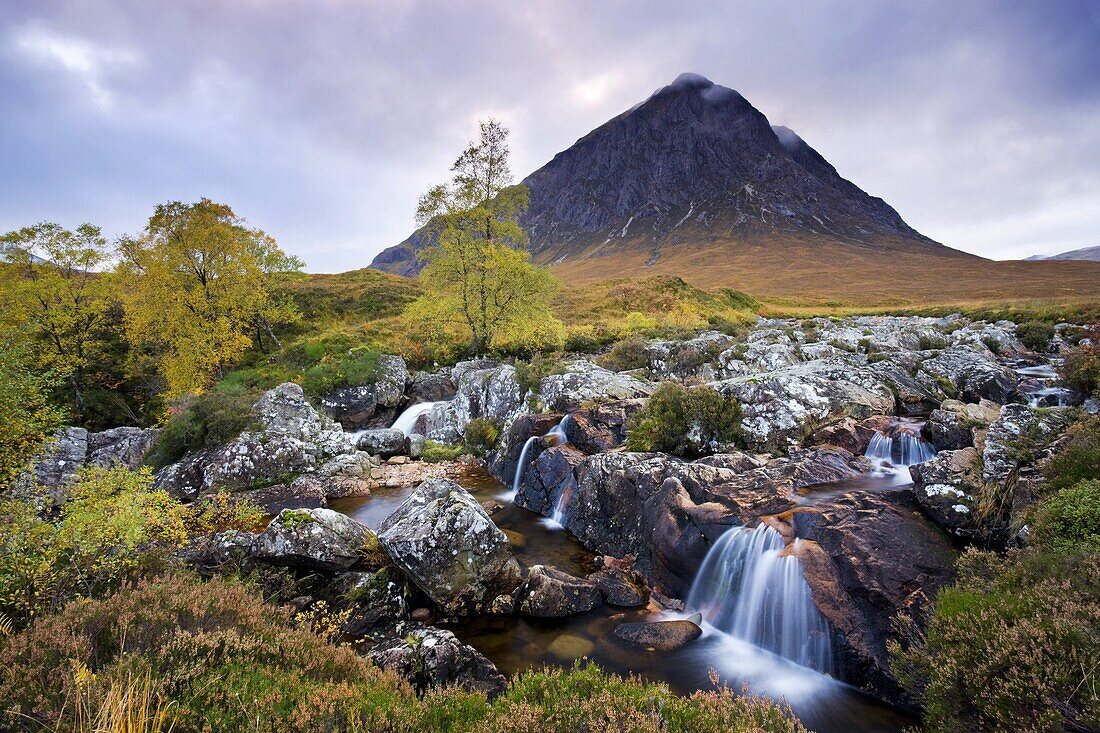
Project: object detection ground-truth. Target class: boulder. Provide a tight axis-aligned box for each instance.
[86,427,158,470]
[711,359,895,452]
[613,619,702,651]
[14,427,88,504]
[376,478,522,615]
[368,627,507,699]
[517,565,603,617]
[514,445,585,517]
[332,567,412,636]
[407,370,456,403]
[356,428,406,458]
[407,434,426,459]
[487,413,563,486]
[538,361,653,412]
[644,331,735,379]
[909,448,983,536]
[321,354,409,430]
[982,403,1072,486]
[924,409,972,451]
[564,399,647,454]
[917,348,1017,404]
[587,564,648,607]
[426,363,525,443]
[253,508,374,572]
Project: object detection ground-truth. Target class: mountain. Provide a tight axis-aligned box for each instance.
[1025,245,1100,262]
[371,73,969,278]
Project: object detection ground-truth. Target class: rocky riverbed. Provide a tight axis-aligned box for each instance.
[20,314,1093,733]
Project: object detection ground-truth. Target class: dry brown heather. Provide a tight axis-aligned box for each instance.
[544,235,1100,312]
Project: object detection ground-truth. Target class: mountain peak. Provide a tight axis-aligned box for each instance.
[653,72,743,106]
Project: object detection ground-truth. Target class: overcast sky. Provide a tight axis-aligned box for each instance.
[2,0,1098,271]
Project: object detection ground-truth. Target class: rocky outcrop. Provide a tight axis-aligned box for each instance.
[538,361,653,413]
[487,413,563,486]
[924,399,1001,451]
[253,508,374,572]
[86,427,159,470]
[517,565,603,617]
[711,360,895,451]
[332,567,413,637]
[916,348,1017,404]
[513,445,585,517]
[644,331,733,379]
[909,448,983,536]
[376,478,522,615]
[790,490,955,701]
[564,400,645,454]
[368,627,507,699]
[14,427,88,504]
[425,363,526,444]
[321,354,409,430]
[406,370,456,403]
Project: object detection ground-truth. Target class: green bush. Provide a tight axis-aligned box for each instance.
[918,334,948,351]
[1016,321,1055,352]
[598,335,650,372]
[0,331,64,489]
[301,346,381,396]
[463,418,501,457]
[626,383,742,456]
[0,572,806,733]
[1031,480,1100,553]
[514,353,561,397]
[420,440,464,463]
[149,386,259,468]
[1043,415,1100,493]
[1061,336,1100,398]
[891,548,1100,733]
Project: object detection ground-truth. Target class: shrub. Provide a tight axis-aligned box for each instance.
[1061,335,1100,398]
[514,353,561,398]
[420,440,464,463]
[0,466,185,627]
[463,418,501,457]
[1042,415,1100,493]
[1016,321,1056,352]
[1031,480,1100,553]
[623,311,658,333]
[598,335,650,372]
[891,548,1100,733]
[0,573,805,733]
[0,331,64,489]
[150,386,259,468]
[562,324,605,353]
[918,334,948,351]
[626,383,742,456]
[301,346,381,396]
[981,335,1003,355]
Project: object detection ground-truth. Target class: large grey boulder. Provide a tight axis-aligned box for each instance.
[426,363,525,443]
[86,427,159,470]
[321,354,409,430]
[644,331,734,379]
[376,478,522,615]
[253,508,374,572]
[711,359,895,451]
[368,627,507,699]
[613,619,702,651]
[538,361,654,412]
[982,403,1072,486]
[355,428,406,458]
[909,448,983,536]
[916,348,1018,404]
[15,427,88,503]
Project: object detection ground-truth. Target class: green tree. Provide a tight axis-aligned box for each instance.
[409,120,562,355]
[116,199,304,397]
[0,222,116,421]
[0,330,63,489]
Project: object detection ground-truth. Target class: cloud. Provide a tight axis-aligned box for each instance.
[0,0,1098,270]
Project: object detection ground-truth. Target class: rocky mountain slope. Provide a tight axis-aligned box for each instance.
[371,73,967,276]
[1025,244,1100,262]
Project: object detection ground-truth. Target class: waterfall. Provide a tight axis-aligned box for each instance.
[686,525,833,674]
[391,401,445,436]
[866,418,936,479]
[506,414,574,503]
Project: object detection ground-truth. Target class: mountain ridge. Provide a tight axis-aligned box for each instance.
[370,73,973,276]
[1025,245,1100,262]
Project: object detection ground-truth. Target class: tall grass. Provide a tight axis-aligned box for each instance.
[66,674,176,733]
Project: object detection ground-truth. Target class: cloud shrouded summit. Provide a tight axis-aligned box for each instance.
[1,0,1099,270]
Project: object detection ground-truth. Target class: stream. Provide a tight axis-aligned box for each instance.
[331,457,918,733]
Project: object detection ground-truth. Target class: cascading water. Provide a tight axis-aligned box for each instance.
[866,418,936,481]
[505,414,574,504]
[1014,362,1072,408]
[391,401,445,436]
[686,525,833,674]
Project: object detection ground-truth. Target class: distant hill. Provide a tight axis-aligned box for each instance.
[371,73,970,276]
[1025,245,1100,262]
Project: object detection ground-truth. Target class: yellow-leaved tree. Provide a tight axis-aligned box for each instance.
[116,199,303,397]
[408,119,563,356]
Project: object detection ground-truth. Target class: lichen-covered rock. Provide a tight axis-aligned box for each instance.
[613,619,702,651]
[711,359,894,451]
[333,567,412,636]
[917,348,1018,404]
[86,427,159,470]
[376,478,522,615]
[982,403,1072,486]
[517,564,602,617]
[253,508,373,572]
[356,428,406,458]
[538,360,653,412]
[644,331,734,379]
[14,427,88,504]
[909,448,983,535]
[425,363,525,443]
[367,627,507,699]
[406,370,456,403]
[321,354,409,430]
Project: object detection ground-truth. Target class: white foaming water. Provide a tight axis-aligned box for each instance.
[865,419,936,481]
[391,401,445,436]
[686,525,833,674]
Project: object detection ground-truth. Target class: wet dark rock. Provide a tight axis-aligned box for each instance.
[565,399,647,454]
[253,508,374,572]
[407,370,456,403]
[237,478,329,514]
[514,445,585,517]
[333,567,411,636]
[487,413,563,485]
[613,619,702,651]
[376,478,522,615]
[587,565,648,607]
[176,529,258,571]
[368,626,507,699]
[517,565,603,617]
[356,428,406,457]
[791,489,955,702]
[321,354,409,430]
[909,448,982,536]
